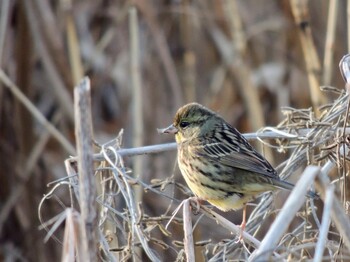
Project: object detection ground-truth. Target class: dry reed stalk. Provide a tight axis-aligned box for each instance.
[338,55,350,206]
[348,2,350,52]
[183,199,195,262]
[0,0,10,66]
[323,0,338,86]
[129,6,144,202]
[65,0,84,85]
[61,209,80,262]
[129,6,144,260]
[74,77,98,261]
[313,184,334,262]
[290,0,326,109]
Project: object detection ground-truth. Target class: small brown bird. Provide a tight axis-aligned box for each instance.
[161,102,314,231]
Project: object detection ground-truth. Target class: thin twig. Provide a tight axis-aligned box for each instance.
[66,126,350,163]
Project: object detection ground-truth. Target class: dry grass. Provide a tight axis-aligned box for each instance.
[38,82,350,261]
[1,1,350,261]
[52,85,350,261]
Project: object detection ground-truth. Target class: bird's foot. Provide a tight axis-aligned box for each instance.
[235,205,247,243]
[188,197,204,215]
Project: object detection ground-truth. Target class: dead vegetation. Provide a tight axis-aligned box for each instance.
[1,0,350,261]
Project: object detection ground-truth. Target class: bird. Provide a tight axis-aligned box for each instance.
[160,102,316,234]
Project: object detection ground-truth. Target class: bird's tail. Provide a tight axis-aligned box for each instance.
[272,178,318,199]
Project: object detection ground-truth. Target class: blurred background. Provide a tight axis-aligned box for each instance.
[0,0,348,261]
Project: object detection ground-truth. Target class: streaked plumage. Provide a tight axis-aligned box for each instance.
[161,102,312,212]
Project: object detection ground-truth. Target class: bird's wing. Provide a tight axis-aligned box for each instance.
[193,126,279,180]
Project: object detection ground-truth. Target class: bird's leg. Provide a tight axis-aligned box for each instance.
[241,204,247,230]
[239,204,247,241]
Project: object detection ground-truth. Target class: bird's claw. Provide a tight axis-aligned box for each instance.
[189,197,202,215]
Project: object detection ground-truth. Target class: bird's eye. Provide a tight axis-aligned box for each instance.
[179,121,190,129]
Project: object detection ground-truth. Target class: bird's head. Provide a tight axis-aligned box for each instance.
[160,103,218,143]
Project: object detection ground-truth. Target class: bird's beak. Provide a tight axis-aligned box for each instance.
[157,124,178,134]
